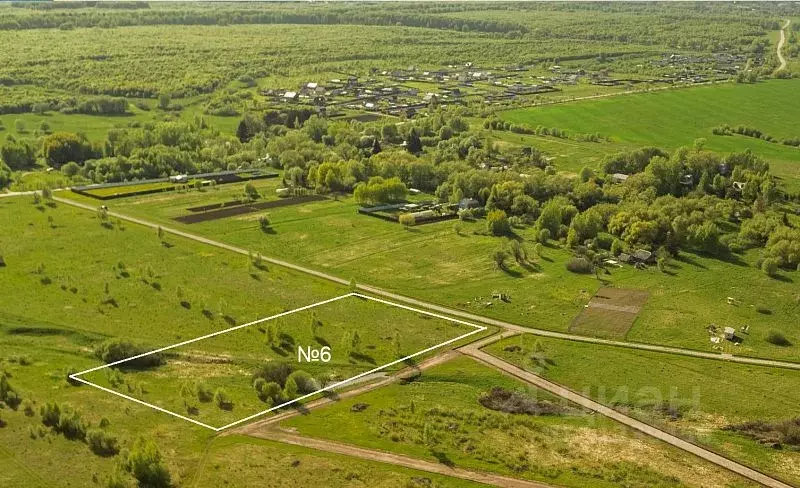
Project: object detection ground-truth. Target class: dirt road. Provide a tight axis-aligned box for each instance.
[777,20,791,72]
[460,345,795,488]
[52,195,800,372]
[247,429,556,488]
[233,350,460,435]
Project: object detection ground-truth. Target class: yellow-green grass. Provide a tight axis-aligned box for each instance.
[285,356,756,488]
[190,435,486,488]
[0,109,155,142]
[486,335,800,485]
[0,338,481,487]
[79,295,478,427]
[83,185,800,362]
[500,80,800,191]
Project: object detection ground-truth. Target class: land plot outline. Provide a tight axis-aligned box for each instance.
[70,292,486,431]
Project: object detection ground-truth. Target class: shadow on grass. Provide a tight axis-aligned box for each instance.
[431,450,455,467]
[349,351,376,365]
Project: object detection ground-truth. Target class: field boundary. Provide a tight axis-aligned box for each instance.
[69,292,486,431]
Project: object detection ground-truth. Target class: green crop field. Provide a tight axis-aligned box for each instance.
[501,80,800,190]
[285,356,757,488]
[487,335,800,485]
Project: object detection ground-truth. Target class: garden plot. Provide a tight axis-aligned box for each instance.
[71,293,484,430]
[569,287,648,339]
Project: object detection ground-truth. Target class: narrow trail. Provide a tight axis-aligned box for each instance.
[246,429,557,488]
[777,20,791,72]
[51,195,800,372]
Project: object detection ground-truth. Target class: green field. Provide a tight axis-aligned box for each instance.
[501,80,800,190]
[486,335,800,485]
[285,356,756,488]
[0,194,489,487]
[70,181,800,362]
[78,295,478,428]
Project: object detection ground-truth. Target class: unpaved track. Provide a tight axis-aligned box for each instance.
[248,429,556,488]
[461,344,795,488]
[777,20,791,71]
[52,195,800,372]
[44,195,797,487]
[233,350,460,435]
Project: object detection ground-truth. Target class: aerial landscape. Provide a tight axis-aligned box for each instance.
[1,1,799,487]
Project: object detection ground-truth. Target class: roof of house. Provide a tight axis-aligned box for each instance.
[632,249,652,261]
[611,173,629,181]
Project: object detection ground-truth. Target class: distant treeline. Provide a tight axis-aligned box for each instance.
[0,6,527,35]
[0,94,129,116]
[713,124,800,147]
[10,1,149,10]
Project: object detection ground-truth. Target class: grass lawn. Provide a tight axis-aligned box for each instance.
[500,80,800,191]
[285,356,756,488]
[486,335,800,485]
[68,183,800,362]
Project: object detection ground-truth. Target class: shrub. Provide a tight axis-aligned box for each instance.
[56,409,87,440]
[254,379,283,404]
[126,437,171,488]
[213,388,232,410]
[538,228,551,244]
[766,331,792,347]
[479,387,569,416]
[761,258,779,277]
[252,362,294,387]
[87,428,120,456]
[398,212,416,228]
[566,257,593,274]
[40,401,62,427]
[258,215,270,231]
[94,339,164,369]
[195,381,213,402]
[286,370,319,395]
[486,209,510,236]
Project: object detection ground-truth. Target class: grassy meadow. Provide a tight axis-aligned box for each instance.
[285,356,757,488]
[487,335,800,485]
[500,80,800,190]
[0,194,491,486]
[72,181,800,362]
[79,295,478,428]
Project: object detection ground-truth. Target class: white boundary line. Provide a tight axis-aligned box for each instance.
[70,292,487,431]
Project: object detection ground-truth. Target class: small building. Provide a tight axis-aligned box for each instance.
[618,252,632,264]
[458,198,481,210]
[408,188,421,195]
[631,249,654,264]
[276,188,292,197]
[610,173,629,184]
[410,210,436,220]
[732,181,746,191]
[724,327,737,341]
[283,91,298,101]
[169,174,189,183]
[680,174,694,186]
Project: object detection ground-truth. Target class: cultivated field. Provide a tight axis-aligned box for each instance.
[501,80,800,190]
